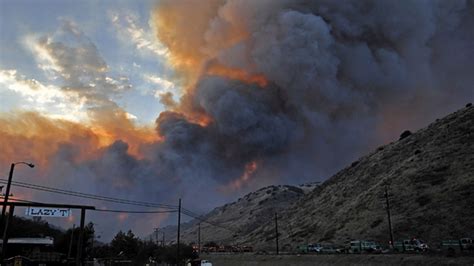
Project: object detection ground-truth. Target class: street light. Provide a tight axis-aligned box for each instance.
[1,162,35,226]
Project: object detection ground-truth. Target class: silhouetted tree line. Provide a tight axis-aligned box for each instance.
[94,231,196,265]
[7,215,196,264]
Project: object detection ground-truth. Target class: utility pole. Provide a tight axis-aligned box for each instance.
[1,164,15,226]
[384,185,394,248]
[162,231,165,247]
[198,222,201,255]
[1,205,15,262]
[1,162,34,229]
[275,213,279,255]
[177,198,181,266]
[154,227,159,245]
[91,230,95,257]
[76,208,86,266]
[67,224,75,261]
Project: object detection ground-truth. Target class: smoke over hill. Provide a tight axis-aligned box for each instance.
[171,104,474,250]
[151,0,474,191]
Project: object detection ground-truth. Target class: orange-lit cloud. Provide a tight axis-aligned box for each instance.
[152,0,221,83]
[117,213,128,222]
[152,0,268,90]
[0,111,157,171]
[218,161,258,193]
[207,64,268,87]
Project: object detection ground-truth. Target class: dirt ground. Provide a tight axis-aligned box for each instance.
[201,253,474,266]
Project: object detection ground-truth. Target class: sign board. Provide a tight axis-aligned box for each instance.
[25,207,71,217]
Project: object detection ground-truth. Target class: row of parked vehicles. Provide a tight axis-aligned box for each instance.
[297,238,473,255]
[198,245,253,253]
[440,238,474,255]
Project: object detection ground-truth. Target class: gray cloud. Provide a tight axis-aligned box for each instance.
[34,20,131,110]
[153,0,474,189]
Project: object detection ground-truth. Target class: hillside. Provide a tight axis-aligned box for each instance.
[255,104,474,250]
[160,182,319,245]
[168,104,474,250]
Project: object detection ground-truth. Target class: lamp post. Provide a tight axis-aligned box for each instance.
[1,162,34,227]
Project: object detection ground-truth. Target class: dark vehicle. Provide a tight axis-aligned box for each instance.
[349,240,381,253]
[394,238,429,252]
[241,246,253,252]
[441,238,473,256]
[187,259,212,266]
[297,243,323,254]
[308,243,323,253]
[297,244,309,254]
[320,245,339,254]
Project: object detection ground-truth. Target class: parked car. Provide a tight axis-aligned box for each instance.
[187,259,212,266]
[241,245,254,252]
[349,240,381,253]
[460,238,473,250]
[308,243,323,253]
[297,244,309,254]
[394,238,429,252]
[441,238,473,256]
[320,244,343,254]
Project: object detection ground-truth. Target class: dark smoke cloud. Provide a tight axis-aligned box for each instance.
[154,0,474,187]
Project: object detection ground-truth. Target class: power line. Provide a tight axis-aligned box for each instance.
[183,208,237,233]
[0,178,177,209]
[0,196,34,204]
[181,208,238,233]
[0,196,176,214]
[0,179,238,234]
[93,209,178,214]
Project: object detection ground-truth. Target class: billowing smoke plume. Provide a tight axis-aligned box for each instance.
[1,0,473,238]
[152,0,474,185]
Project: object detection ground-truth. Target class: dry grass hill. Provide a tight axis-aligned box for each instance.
[164,104,474,251]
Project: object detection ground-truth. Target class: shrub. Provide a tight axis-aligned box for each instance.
[370,218,383,228]
[286,186,304,194]
[399,130,412,140]
[320,228,336,241]
[416,195,432,206]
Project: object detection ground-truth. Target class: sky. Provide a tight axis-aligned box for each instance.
[0,0,174,124]
[1,0,473,242]
[0,0,182,240]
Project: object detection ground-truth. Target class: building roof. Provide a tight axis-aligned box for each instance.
[8,237,54,245]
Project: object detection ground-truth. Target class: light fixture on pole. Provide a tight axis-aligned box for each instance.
[1,162,35,227]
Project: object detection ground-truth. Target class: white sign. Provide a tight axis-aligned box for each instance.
[25,207,71,218]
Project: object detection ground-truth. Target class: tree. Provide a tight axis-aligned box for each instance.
[399,130,412,140]
[55,222,95,258]
[110,230,140,259]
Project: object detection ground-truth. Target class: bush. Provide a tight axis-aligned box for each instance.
[399,130,412,140]
[416,195,432,206]
[370,218,383,228]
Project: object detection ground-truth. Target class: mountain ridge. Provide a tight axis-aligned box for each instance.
[162,104,474,250]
